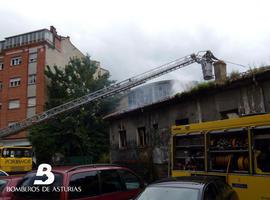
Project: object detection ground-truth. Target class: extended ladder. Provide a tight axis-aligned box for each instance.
[0,51,218,138]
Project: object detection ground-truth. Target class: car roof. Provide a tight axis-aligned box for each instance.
[31,164,130,174]
[149,176,225,190]
[0,175,22,180]
[151,182,204,190]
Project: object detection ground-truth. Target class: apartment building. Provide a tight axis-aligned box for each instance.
[0,26,106,146]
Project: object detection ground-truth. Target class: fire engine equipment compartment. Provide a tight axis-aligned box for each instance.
[253,126,270,173]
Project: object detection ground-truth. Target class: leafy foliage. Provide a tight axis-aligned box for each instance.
[29,56,116,164]
[228,70,241,80]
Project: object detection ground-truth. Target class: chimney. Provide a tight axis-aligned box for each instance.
[50,26,57,36]
[213,60,227,83]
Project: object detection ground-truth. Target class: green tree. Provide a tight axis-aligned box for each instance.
[29,56,115,165]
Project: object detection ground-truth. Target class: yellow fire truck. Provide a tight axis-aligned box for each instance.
[0,146,32,173]
[171,114,270,200]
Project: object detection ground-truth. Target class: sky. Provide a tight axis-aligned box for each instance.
[1,0,270,86]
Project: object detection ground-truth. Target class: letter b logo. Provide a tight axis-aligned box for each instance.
[34,164,55,185]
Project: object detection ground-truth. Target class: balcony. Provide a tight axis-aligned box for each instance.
[0,29,53,53]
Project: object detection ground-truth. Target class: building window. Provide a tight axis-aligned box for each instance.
[0,62,3,70]
[10,57,22,66]
[6,38,11,48]
[29,53,37,63]
[13,36,20,47]
[220,109,239,119]
[153,123,159,130]
[9,77,21,87]
[22,35,27,44]
[8,99,20,109]
[119,130,127,148]
[37,31,43,41]
[175,118,189,126]
[28,74,36,85]
[137,127,147,147]
[28,97,36,107]
[0,81,2,90]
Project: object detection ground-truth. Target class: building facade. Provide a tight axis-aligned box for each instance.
[92,60,109,80]
[0,26,86,146]
[105,68,270,181]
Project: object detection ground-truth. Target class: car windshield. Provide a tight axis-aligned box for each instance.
[136,186,199,200]
[0,179,8,192]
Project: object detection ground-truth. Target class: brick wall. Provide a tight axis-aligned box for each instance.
[0,44,46,142]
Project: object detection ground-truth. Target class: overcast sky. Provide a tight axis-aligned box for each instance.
[1,0,270,85]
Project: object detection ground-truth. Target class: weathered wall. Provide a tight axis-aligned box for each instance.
[45,37,84,70]
[108,78,270,181]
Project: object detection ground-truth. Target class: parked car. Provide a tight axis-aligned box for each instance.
[0,175,22,199]
[0,170,8,177]
[135,176,239,200]
[13,164,145,200]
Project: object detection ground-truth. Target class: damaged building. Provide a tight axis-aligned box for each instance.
[104,64,270,182]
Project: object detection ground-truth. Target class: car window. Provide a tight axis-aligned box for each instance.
[14,172,63,200]
[0,179,8,192]
[204,183,217,200]
[215,181,231,198]
[118,170,141,190]
[213,180,239,200]
[100,170,123,194]
[136,186,199,200]
[2,148,32,158]
[69,171,99,199]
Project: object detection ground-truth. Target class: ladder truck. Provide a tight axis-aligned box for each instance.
[0,50,219,138]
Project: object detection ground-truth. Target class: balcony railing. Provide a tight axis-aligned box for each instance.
[0,29,53,52]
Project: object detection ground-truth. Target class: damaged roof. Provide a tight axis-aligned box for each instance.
[104,66,270,120]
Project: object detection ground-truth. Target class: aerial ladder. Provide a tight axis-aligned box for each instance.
[0,50,219,138]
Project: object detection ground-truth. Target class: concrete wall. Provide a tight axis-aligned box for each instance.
[44,37,85,102]
[45,37,84,70]
[107,78,270,181]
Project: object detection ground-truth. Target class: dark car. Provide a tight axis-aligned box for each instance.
[135,176,238,200]
[13,164,145,200]
[0,175,22,200]
[0,170,8,177]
